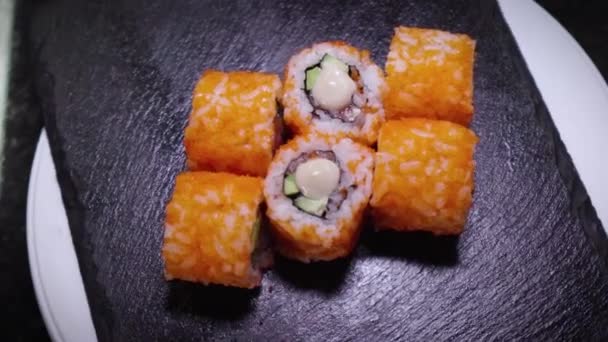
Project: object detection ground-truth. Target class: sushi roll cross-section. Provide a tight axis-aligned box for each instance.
[264,134,374,262]
[184,70,282,177]
[162,172,272,288]
[371,119,477,235]
[282,41,386,145]
[384,27,475,126]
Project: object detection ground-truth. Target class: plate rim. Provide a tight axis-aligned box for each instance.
[26,131,64,342]
[26,131,97,342]
[499,0,608,232]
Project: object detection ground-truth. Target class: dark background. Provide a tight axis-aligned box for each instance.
[1,0,606,340]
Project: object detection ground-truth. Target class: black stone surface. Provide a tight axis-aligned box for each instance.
[2,0,608,341]
[0,1,47,341]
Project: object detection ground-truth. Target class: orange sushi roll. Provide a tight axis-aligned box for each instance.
[370,119,477,235]
[384,27,475,126]
[184,70,282,177]
[264,134,374,262]
[282,41,386,146]
[162,171,271,288]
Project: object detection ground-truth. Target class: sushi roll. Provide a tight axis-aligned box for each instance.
[162,171,272,288]
[264,134,374,262]
[184,70,282,177]
[384,27,475,126]
[282,41,386,146]
[370,119,477,235]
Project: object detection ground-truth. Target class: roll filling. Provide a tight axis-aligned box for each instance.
[282,150,354,218]
[304,55,366,127]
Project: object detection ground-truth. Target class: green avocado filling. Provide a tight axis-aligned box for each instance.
[283,173,329,217]
[283,174,299,196]
[251,216,260,243]
[304,54,349,91]
[320,54,349,73]
[305,67,321,91]
[294,196,328,217]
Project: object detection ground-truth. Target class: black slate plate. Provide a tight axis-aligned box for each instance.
[28,0,608,340]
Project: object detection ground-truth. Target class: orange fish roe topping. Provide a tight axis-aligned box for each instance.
[371,119,477,235]
[268,213,366,262]
[184,70,281,177]
[384,27,475,126]
[162,171,264,288]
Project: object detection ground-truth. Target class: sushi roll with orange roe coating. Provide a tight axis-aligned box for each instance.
[264,134,374,262]
[384,27,475,126]
[282,41,386,146]
[371,119,477,235]
[184,70,282,177]
[162,171,271,288]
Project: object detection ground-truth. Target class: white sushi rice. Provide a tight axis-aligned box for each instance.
[264,134,374,242]
[283,42,386,143]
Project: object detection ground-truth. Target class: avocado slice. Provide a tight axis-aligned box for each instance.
[294,196,328,217]
[305,67,321,91]
[321,54,349,73]
[251,216,260,243]
[283,174,299,196]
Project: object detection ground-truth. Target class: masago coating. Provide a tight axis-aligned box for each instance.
[384,27,475,126]
[162,171,271,288]
[184,70,282,177]
[371,119,477,235]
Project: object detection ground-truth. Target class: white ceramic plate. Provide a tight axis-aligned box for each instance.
[25,1,608,341]
[26,131,97,342]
